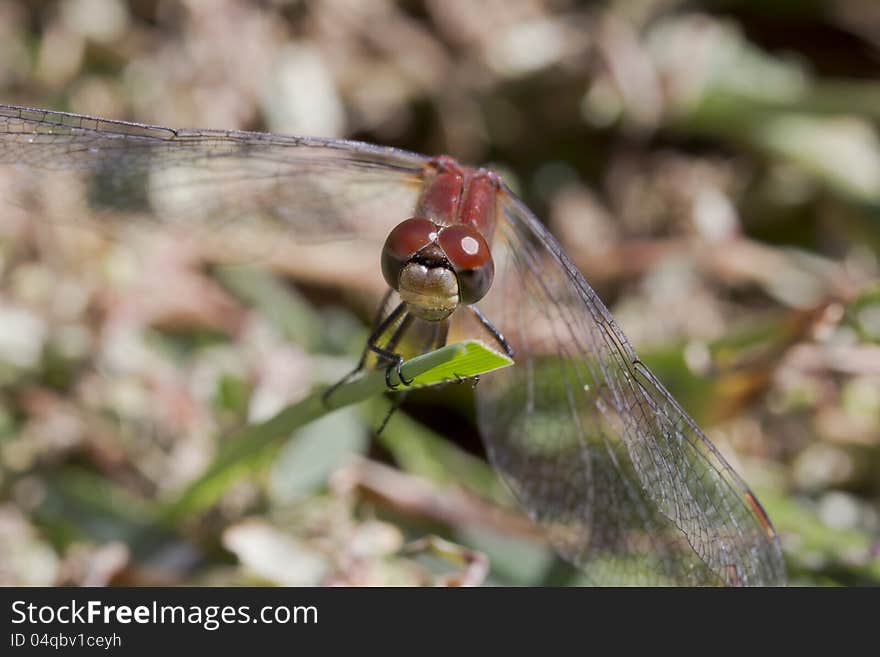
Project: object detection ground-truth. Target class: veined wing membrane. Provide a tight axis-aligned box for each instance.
[0,104,428,261]
[0,104,785,585]
[474,188,786,586]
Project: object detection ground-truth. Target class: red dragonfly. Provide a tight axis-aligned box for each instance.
[0,104,786,585]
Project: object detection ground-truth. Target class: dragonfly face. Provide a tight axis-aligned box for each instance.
[381,217,495,321]
[0,103,787,586]
[392,239,461,322]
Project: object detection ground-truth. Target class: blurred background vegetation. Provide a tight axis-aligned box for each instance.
[0,0,879,586]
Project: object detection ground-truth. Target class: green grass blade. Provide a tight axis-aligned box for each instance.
[160,340,513,523]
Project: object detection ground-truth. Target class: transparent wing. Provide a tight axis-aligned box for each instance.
[0,104,786,584]
[0,104,428,268]
[473,187,786,586]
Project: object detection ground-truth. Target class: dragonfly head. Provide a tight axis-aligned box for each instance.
[382,217,494,322]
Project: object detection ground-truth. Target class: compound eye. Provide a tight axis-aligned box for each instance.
[381,217,438,289]
[437,224,494,304]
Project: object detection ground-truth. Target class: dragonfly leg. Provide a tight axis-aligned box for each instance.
[375,316,449,433]
[376,388,407,434]
[467,305,514,358]
[378,315,459,430]
[452,372,481,389]
[375,312,415,389]
[322,295,410,404]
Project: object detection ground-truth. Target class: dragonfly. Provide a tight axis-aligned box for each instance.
[0,103,786,586]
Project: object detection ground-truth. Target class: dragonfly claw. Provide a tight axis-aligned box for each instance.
[452,372,481,389]
[385,358,413,389]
